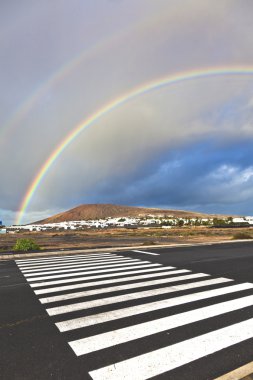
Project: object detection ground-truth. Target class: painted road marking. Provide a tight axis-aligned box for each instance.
[70,294,253,355]
[132,250,159,256]
[34,269,187,295]
[18,256,129,270]
[29,265,168,288]
[89,318,253,380]
[56,282,251,332]
[26,263,159,282]
[46,278,231,316]
[15,252,117,264]
[17,256,125,269]
[22,259,142,275]
[15,252,253,379]
[39,273,209,304]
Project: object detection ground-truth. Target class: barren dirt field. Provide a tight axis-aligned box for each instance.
[1,227,253,253]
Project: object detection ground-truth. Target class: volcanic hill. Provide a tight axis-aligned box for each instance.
[36,204,227,224]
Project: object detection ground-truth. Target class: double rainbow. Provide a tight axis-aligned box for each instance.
[16,66,253,224]
[0,11,159,145]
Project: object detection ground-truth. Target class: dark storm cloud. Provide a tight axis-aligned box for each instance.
[82,139,253,215]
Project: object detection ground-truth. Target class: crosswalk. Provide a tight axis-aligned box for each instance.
[15,251,253,379]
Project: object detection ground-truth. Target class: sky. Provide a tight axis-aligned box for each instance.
[1,0,253,225]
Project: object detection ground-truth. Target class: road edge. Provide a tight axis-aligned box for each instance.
[1,238,252,260]
[213,361,253,380]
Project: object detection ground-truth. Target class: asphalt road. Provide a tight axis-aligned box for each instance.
[1,241,253,380]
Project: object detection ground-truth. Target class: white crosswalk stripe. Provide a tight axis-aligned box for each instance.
[16,252,253,380]
[26,262,160,282]
[89,318,253,380]
[23,259,144,277]
[56,282,253,332]
[34,269,188,295]
[46,278,231,316]
[18,256,133,270]
[16,252,117,264]
[17,255,128,269]
[29,265,170,288]
[39,273,209,304]
[70,294,253,355]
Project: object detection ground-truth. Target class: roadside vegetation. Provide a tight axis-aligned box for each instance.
[0,227,252,253]
[232,232,253,240]
[13,238,41,252]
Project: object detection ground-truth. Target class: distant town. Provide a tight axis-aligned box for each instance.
[1,215,253,233]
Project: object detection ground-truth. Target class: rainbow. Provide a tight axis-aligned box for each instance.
[0,12,157,145]
[16,66,253,224]
[0,37,113,145]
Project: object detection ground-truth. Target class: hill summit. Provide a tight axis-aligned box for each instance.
[35,204,226,224]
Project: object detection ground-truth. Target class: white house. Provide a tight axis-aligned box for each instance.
[245,216,253,225]
[232,217,247,224]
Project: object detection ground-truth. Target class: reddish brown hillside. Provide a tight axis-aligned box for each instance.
[35,204,228,224]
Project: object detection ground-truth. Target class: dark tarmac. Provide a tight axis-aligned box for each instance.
[0,241,253,380]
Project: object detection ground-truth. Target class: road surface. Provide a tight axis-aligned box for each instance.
[0,241,253,379]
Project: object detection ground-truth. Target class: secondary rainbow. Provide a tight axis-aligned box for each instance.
[0,13,154,145]
[0,37,111,145]
[16,66,253,224]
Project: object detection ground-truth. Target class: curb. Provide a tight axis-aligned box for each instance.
[213,361,253,380]
[1,238,252,260]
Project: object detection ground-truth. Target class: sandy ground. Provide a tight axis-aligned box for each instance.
[0,227,252,253]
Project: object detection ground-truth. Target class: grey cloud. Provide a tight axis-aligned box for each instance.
[1,0,253,224]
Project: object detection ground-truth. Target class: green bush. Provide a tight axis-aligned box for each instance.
[232,232,253,240]
[13,238,41,252]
